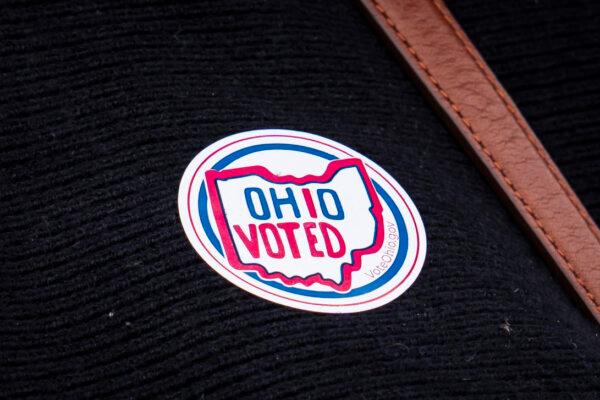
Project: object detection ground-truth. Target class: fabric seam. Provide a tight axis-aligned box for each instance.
[368,0,599,310]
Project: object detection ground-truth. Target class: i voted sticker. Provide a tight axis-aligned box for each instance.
[178,129,426,313]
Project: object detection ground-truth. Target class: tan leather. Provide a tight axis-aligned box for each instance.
[360,0,600,323]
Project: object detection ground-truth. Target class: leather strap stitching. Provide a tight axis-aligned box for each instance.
[431,0,600,247]
[369,0,600,310]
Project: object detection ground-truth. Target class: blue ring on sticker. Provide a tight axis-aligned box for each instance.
[197,143,409,298]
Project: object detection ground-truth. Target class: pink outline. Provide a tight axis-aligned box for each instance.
[186,133,421,308]
[204,158,384,292]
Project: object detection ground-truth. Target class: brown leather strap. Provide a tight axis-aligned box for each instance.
[360,0,600,323]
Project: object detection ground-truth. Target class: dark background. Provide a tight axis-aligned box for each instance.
[1,1,599,398]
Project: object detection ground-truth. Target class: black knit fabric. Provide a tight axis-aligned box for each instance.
[446,0,600,224]
[1,1,599,399]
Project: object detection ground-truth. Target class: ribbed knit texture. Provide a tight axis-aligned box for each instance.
[1,1,599,399]
[446,0,600,224]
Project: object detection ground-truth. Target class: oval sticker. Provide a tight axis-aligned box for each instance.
[178,129,426,313]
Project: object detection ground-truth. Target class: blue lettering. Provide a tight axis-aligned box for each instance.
[317,189,344,220]
[244,187,270,220]
[269,187,300,219]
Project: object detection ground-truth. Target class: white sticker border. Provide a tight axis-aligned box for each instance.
[178,129,427,313]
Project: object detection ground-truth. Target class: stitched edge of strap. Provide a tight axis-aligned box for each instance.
[430,0,600,247]
[366,0,600,315]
